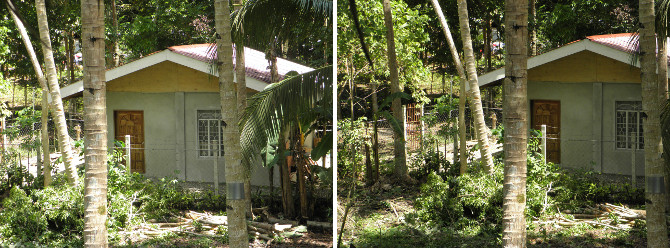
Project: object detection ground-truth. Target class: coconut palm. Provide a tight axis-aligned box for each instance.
[638,0,669,247]
[215,0,248,247]
[81,0,108,246]
[454,0,495,172]
[5,0,79,186]
[502,0,528,246]
[430,0,492,174]
[232,0,333,217]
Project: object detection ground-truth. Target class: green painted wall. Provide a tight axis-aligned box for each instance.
[526,81,642,176]
[106,91,279,186]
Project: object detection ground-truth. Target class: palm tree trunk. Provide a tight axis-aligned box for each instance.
[41,90,51,187]
[7,0,79,185]
[278,126,294,217]
[659,29,670,212]
[215,1,248,246]
[382,0,409,181]
[639,1,670,247]
[81,0,108,246]
[429,0,469,174]
[35,0,79,186]
[235,42,253,219]
[502,0,528,246]
[455,0,495,173]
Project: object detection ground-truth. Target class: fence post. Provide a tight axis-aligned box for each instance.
[631,132,636,185]
[420,105,425,150]
[453,113,459,165]
[37,136,42,176]
[541,124,547,165]
[214,155,219,195]
[125,135,131,174]
[1,117,5,151]
[402,105,407,143]
[75,124,81,141]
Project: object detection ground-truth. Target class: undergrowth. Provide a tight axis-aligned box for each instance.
[0,148,229,246]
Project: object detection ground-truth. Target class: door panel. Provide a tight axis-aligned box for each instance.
[532,100,560,163]
[114,111,145,173]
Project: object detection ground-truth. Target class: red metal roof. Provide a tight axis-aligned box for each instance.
[586,33,639,54]
[168,44,314,83]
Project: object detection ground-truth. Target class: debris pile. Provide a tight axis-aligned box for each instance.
[118,209,332,243]
[533,203,649,230]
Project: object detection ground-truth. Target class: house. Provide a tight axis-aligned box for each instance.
[60,44,314,186]
[477,33,669,176]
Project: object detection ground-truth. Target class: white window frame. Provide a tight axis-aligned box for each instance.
[615,101,644,150]
[196,109,224,157]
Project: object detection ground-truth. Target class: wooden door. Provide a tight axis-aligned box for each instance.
[532,100,560,163]
[115,111,145,173]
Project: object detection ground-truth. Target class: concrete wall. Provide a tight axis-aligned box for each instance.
[527,81,594,171]
[601,83,644,175]
[105,62,279,186]
[526,80,643,176]
[106,92,178,179]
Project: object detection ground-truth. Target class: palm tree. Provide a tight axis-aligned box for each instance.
[36,0,80,185]
[6,0,79,185]
[81,0,108,246]
[382,0,411,182]
[430,0,494,174]
[502,0,528,246]
[235,41,253,217]
[215,0,248,247]
[638,0,670,246]
[454,0,495,172]
[233,0,333,216]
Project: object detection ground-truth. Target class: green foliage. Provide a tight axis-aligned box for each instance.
[338,0,431,108]
[0,150,36,196]
[337,117,370,181]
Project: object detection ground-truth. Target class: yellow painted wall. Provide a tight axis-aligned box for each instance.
[108,61,258,95]
[528,51,641,83]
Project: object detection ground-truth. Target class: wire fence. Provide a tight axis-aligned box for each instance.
[368,104,503,161]
[367,106,644,183]
[0,117,84,165]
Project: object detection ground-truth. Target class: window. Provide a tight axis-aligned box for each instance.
[615,101,644,149]
[197,110,224,157]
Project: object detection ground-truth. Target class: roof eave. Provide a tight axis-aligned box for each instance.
[475,39,650,88]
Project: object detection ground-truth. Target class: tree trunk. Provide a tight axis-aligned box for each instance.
[371,81,380,184]
[215,0,248,246]
[639,1,670,247]
[382,0,409,181]
[8,0,78,185]
[235,41,253,219]
[36,0,80,185]
[278,127,294,217]
[68,32,75,84]
[484,13,492,71]
[81,0,108,246]
[502,0,528,246]
[296,129,308,218]
[455,0,495,172]
[111,0,120,67]
[529,0,537,56]
[41,90,51,187]
[429,0,469,174]
[660,28,670,213]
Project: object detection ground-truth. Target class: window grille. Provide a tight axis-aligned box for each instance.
[197,110,224,157]
[615,101,644,149]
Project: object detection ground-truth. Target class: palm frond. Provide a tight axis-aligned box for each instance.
[240,65,333,166]
[231,0,332,49]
